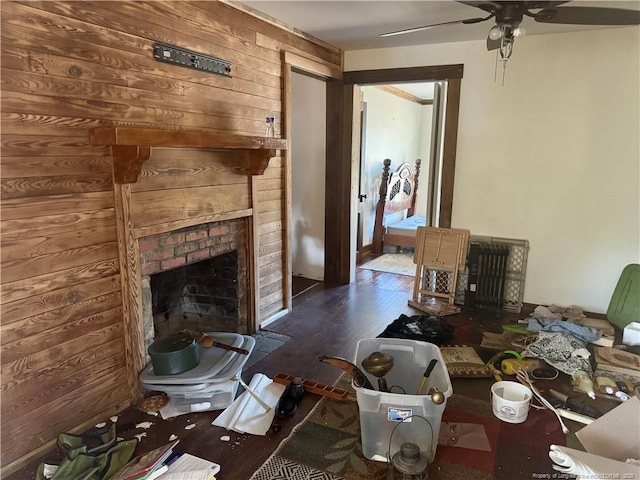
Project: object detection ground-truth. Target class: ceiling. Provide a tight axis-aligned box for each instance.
[241,1,640,51]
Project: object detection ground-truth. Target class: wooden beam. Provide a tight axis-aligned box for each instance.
[133,208,253,239]
[90,127,287,184]
[343,64,464,84]
[113,183,145,403]
[375,85,424,104]
[282,57,293,311]
[284,51,342,80]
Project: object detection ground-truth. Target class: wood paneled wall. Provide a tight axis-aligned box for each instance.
[0,1,341,474]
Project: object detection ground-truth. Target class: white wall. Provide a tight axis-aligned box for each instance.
[361,86,423,245]
[346,27,640,313]
[291,72,326,280]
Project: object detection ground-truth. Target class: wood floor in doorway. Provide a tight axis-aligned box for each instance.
[292,275,320,298]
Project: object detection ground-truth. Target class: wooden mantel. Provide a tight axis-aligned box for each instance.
[90,127,288,184]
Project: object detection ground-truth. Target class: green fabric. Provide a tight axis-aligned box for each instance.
[58,423,117,460]
[502,324,531,335]
[35,423,137,480]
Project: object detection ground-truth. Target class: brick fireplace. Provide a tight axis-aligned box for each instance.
[91,127,287,401]
[138,218,249,351]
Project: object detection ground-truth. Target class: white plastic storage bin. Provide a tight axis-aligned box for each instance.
[353,338,452,463]
[139,334,255,413]
[166,381,240,413]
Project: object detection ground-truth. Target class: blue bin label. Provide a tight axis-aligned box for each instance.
[388,407,412,422]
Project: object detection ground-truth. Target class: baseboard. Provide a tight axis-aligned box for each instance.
[259,309,289,329]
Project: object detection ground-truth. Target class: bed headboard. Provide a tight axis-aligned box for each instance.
[377,158,422,215]
[371,158,422,255]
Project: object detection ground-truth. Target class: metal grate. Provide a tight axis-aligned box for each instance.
[455,236,529,313]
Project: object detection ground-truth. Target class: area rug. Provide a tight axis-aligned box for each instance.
[250,376,567,480]
[358,253,415,277]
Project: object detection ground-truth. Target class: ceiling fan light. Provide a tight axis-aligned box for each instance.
[514,26,526,37]
[488,24,503,40]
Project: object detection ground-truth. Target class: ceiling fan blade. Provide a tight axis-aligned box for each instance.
[379,17,489,37]
[534,6,640,25]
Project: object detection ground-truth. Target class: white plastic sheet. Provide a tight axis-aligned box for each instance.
[212,373,285,436]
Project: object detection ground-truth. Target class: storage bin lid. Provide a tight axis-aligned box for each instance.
[139,332,250,385]
[148,381,236,396]
[140,335,254,390]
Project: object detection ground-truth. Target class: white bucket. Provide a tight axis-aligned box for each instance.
[491,381,532,424]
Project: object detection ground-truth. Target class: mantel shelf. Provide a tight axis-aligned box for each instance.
[90,127,287,184]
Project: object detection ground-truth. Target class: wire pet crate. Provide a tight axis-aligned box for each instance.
[455,235,529,313]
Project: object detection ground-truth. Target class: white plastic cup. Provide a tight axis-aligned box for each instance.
[490,381,532,423]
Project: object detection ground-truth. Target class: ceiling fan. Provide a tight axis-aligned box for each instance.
[380,1,640,81]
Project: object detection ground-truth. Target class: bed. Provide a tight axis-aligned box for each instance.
[371,158,426,255]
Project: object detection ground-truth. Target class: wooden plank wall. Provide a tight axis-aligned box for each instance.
[0,1,341,474]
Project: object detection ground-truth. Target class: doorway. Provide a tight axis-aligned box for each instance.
[323,64,463,284]
[291,71,326,296]
[277,52,342,317]
[357,82,437,261]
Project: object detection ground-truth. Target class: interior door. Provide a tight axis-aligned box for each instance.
[356,95,366,264]
[427,81,447,227]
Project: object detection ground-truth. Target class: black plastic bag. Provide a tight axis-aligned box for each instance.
[378,313,454,345]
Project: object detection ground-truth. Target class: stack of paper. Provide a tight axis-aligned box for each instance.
[157,452,220,480]
[110,440,179,480]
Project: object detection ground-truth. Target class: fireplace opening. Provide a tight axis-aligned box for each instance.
[151,251,244,339]
[138,219,250,351]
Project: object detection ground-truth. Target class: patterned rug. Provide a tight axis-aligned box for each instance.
[251,376,567,480]
[358,253,415,277]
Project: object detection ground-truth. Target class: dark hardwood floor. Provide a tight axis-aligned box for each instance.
[8,267,530,480]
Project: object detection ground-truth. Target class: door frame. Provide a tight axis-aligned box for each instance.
[324,64,464,284]
[281,52,342,311]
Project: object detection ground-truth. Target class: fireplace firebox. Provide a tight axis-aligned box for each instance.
[138,218,249,351]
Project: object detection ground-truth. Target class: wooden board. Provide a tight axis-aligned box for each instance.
[273,373,350,401]
[408,297,461,316]
[0,0,341,474]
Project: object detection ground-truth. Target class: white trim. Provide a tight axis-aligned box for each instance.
[259,309,289,329]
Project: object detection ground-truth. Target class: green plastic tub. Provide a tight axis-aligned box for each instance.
[148,334,200,375]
